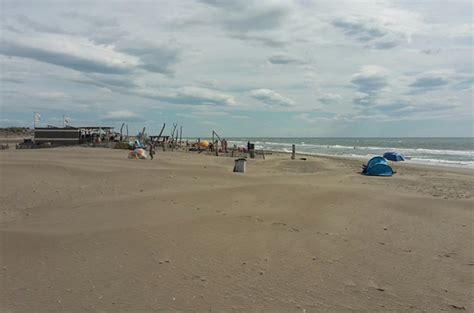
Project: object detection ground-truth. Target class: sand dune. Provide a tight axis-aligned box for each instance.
[1,147,473,312]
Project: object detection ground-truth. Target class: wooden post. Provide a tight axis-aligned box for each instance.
[156,123,166,142]
[291,144,295,160]
[140,127,146,143]
[170,123,177,151]
[170,123,177,140]
[120,123,125,140]
[179,126,182,145]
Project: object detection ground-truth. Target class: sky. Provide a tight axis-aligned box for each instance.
[0,0,473,137]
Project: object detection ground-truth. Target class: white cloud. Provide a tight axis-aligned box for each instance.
[101,110,143,122]
[0,31,140,74]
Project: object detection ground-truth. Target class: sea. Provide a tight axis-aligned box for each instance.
[222,137,474,168]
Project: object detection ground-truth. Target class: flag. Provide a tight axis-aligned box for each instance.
[64,116,71,126]
[34,112,41,125]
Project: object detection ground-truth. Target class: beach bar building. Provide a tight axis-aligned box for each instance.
[34,126,81,145]
[34,126,115,145]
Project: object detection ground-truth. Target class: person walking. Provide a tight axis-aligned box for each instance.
[149,143,155,160]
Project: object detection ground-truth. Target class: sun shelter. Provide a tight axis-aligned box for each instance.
[364,156,393,177]
[128,148,147,159]
[383,151,406,162]
[199,140,209,149]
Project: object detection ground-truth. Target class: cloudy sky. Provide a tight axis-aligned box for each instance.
[0,0,472,137]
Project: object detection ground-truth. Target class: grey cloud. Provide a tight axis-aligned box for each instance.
[350,66,389,107]
[332,17,405,49]
[351,75,387,94]
[318,93,342,105]
[269,54,304,65]
[101,110,144,122]
[421,48,441,55]
[0,77,23,84]
[0,40,133,74]
[121,46,180,75]
[249,89,294,107]
[224,6,288,32]
[198,1,289,46]
[453,77,474,90]
[73,74,139,89]
[88,28,129,46]
[16,14,67,34]
[373,40,399,49]
[410,76,449,89]
[0,34,180,76]
[62,11,119,28]
[137,87,236,106]
[197,0,241,9]
[376,100,459,120]
[353,95,377,107]
[2,24,22,33]
[332,18,385,41]
[230,33,286,47]
[69,13,129,46]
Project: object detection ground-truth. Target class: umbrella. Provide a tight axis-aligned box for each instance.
[383,151,406,161]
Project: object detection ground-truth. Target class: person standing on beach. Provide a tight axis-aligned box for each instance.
[222,138,228,153]
[149,143,155,160]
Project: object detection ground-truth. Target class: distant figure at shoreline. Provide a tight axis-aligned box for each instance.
[222,138,228,153]
[148,143,155,160]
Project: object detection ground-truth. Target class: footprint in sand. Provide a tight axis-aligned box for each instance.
[271,222,300,232]
[438,252,457,258]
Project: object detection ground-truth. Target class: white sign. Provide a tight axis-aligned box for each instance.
[34,112,41,126]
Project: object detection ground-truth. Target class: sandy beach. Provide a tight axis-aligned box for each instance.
[0,146,472,312]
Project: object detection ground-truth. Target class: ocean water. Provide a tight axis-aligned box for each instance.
[223,137,474,168]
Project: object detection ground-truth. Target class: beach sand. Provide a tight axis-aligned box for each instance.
[0,147,473,312]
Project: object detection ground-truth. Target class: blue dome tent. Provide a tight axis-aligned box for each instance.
[363,156,394,177]
[383,151,406,161]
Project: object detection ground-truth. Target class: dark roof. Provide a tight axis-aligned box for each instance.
[35,127,79,130]
[36,126,114,130]
[76,126,114,130]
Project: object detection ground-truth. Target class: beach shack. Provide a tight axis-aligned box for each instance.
[77,126,115,144]
[34,126,81,145]
[34,126,115,146]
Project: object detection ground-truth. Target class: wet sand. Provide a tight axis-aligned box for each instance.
[1,147,473,312]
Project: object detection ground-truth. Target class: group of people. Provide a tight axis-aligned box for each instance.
[208,138,228,153]
[142,137,233,160]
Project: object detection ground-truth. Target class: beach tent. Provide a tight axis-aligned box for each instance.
[134,139,145,148]
[128,140,145,149]
[128,148,147,159]
[199,140,209,149]
[367,156,387,168]
[364,156,393,177]
[383,151,406,161]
